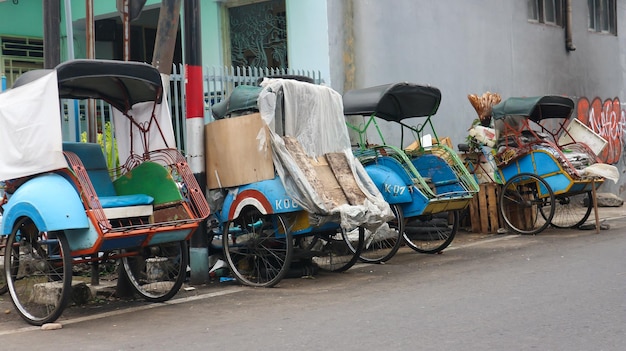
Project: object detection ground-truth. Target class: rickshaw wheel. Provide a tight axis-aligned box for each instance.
[540,192,593,229]
[499,173,554,235]
[303,226,365,272]
[223,211,293,288]
[121,240,188,302]
[0,235,18,295]
[349,204,404,263]
[0,235,11,295]
[5,218,72,326]
[403,210,459,254]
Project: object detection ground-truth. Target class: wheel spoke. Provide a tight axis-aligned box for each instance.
[351,204,404,263]
[403,211,458,254]
[122,241,187,302]
[499,173,554,235]
[223,211,293,287]
[309,227,364,272]
[541,192,593,229]
[6,219,71,326]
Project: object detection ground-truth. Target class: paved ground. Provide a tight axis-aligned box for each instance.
[1,204,624,329]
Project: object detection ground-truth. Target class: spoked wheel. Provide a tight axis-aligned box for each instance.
[499,173,555,235]
[540,191,593,229]
[349,204,404,263]
[5,218,72,326]
[1,235,9,295]
[403,210,459,254]
[305,226,364,272]
[122,240,188,302]
[223,210,293,288]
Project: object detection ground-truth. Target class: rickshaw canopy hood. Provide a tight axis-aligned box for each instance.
[0,59,173,182]
[492,95,575,122]
[342,82,441,122]
[12,59,163,114]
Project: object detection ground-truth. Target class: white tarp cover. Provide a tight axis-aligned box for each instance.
[112,98,176,163]
[0,71,67,181]
[581,163,620,183]
[257,79,393,230]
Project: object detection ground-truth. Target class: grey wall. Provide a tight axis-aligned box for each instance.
[326,0,626,196]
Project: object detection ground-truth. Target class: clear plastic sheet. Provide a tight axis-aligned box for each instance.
[257,79,393,230]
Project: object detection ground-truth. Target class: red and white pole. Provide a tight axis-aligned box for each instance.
[184,0,209,284]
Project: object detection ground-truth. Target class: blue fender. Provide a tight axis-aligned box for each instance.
[364,163,413,204]
[1,173,89,235]
[219,175,302,222]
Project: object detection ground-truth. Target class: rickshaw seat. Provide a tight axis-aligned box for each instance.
[62,142,154,213]
[412,154,459,188]
[113,161,183,206]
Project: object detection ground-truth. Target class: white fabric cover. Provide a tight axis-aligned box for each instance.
[581,163,620,184]
[112,98,176,162]
[0,71,67,181]
[258,79,393,230]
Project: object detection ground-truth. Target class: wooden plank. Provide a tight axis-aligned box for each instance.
[313,162,349,207]
[282,136,345,208]
[479,187,489,233]
[325,152,367,206]
[469,190,481,233]
[468,183,502,233]
[486,184,499,232]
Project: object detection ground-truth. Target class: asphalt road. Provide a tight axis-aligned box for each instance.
[1,213,625,350]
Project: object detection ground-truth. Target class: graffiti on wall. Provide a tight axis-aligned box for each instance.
[575,97,625,165]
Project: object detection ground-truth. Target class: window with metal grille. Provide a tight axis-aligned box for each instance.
[528,0,564,27]
[588,0,617,35]
[227,0,287,69]
[1,36,44,88]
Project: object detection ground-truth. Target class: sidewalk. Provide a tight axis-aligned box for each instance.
[453,203,626,245]
[594,204,626,220]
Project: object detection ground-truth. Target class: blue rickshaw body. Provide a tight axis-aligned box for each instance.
[363,157,430,217]
[1,173,88,236]
[219,175,302,223]
[363,162,413,204]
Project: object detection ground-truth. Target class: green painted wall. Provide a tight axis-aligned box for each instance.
[0,0,325,74]
[0,1,44,38]
[0,0,220,70]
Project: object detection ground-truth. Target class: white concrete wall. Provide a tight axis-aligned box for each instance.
[286,0,332,85]
[324,0,626,195]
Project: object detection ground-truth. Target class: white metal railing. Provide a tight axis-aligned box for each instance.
[166,64,323,153]
[61,64,323,155]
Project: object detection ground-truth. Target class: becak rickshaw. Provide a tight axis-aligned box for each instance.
[0,59,210,325]
[207,77,393,287]
[492,95,618,234]
[343,82,479,262]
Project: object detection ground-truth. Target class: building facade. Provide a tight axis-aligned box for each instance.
[1,0,625,196]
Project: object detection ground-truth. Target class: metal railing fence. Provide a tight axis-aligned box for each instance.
[62,64,322,156]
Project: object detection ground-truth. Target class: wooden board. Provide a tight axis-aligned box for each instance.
[325,152,367,206]
[283,136,338,208]
[283,136,365,209]
[469,183,501,233]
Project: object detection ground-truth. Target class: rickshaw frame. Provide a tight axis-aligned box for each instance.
[492,95,604,234]
[0,59,210,325]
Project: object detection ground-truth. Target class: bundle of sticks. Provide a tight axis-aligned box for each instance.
[468,92,501,126]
